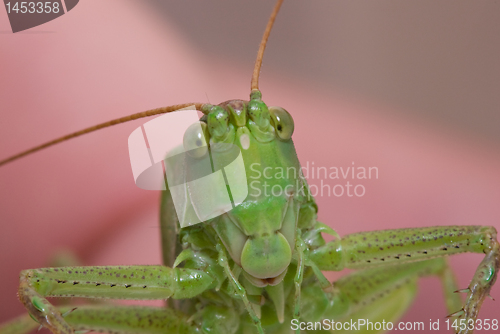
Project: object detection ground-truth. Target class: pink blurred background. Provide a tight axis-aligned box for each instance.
[0,0,499,332]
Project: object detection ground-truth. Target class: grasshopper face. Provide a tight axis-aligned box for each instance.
[183,99,305,287]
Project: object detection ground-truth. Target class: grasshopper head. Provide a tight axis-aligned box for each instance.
[190,98,305,287]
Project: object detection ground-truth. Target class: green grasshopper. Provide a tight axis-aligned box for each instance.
[0,1,499,334]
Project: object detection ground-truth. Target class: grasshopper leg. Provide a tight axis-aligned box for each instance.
[301,258,460,334]
[216,242,264,334]
[293,233,306,334]
[0,306,199,334]
[17,265,214,334]
[309,225,499,333]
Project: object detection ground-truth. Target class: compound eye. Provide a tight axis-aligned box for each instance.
[269,106,294,140]
[183,122,209,158]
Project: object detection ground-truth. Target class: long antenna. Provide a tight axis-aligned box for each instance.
[251,0,284,94]
[1,1,286,166]
[0,103,204,166]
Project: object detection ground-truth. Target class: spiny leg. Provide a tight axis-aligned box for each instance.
[17,265,214,334]
[0,306,199,334]
[65,306,198,334]
[301,258,460,334]
[309,225,499,333]
[331,258,461,320]
[293,234,306,334]
[293,231,337,334]
[216,242,264,334]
